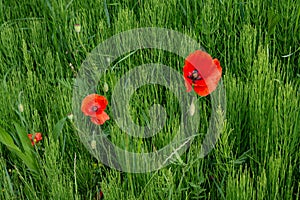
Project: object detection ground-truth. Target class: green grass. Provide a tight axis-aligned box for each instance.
[0,0,299,199]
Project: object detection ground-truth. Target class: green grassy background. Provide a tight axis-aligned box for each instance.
[0,0,299,199]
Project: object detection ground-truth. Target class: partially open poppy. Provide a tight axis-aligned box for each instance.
[28,132,42,146]
[81,94,110,125]
[183,50,222,96]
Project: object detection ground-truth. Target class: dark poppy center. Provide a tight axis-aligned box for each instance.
[188,69,202,83]
[91,106,99,112]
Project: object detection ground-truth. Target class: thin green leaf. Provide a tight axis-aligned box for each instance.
[0,127,20,152]
[12,150,38,173]
[13,121,32,154]
[52,117,67,140]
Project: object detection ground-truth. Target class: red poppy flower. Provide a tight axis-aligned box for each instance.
[81,94,110,125]
[28,132,42,146]
[183,50,222,96]
[81,94,108,117]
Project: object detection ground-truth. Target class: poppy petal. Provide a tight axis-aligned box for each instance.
[90,111,110,125]
[204,59,222,94]
[28,134,33,140]
[183,64,195,84]
[34,133,42,142]
[213,58,222,72]
[193,85,210,96]
[185,50,213,80]
[184,78,193,92]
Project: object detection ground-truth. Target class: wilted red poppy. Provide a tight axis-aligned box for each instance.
[183,50,222,96]
[28,132,42,146]
[81,94,110,125]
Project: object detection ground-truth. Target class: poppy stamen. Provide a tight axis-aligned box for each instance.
[92,106,98,112]
[188,69,202,83]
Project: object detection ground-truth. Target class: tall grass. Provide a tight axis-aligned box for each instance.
[0,0,299,199]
